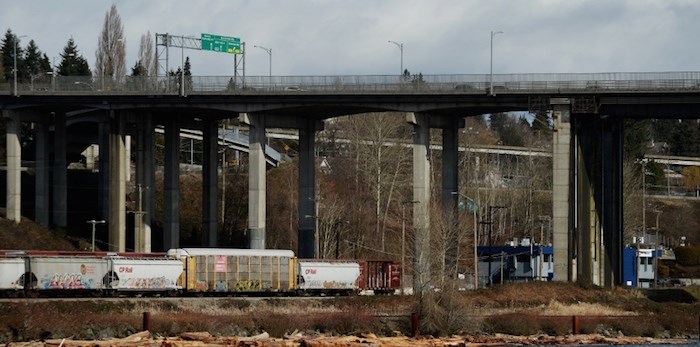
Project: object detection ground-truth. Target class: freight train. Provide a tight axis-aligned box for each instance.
[0,248,401,298]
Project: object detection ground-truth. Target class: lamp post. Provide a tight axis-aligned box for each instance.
[86,219,106,251]
[254,45,272,82]
[13,35,27,96]
[652,210,662,288]
[485,205,506,286]
[640,158,648,244]
[489,30,503,96]
[388,40,403,76]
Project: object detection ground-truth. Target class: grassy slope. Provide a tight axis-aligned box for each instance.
[0,210,79,250]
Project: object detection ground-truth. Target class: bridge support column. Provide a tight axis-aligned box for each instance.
[574,115,624,287]
[202,119,219,247]
[135,114,154,252]
[53,111,67,228]
[552,99,573,282]
[407,112,431,294]
[4,110,21,222]
[441,118,462,279]
[163,119,180,250]
[99,121,109,222]
[297,119,317,258]
[108,111,126,252]
[240,113,267,249]
[601,117,624,287]
[35,118,50,227]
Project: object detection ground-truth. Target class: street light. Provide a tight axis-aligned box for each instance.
[388,40,404,76]
[652,209,662,288]
[253,45,272,82]
[86,219,106,251]
[489,30,503,96]
[13,35,27,96]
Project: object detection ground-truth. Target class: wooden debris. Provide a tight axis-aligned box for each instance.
[8,332,696,347]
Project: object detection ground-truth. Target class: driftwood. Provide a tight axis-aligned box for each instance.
[7,332,695,347]
[43,330,152,347]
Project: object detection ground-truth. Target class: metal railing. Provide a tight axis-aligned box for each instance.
[2,72,700,95]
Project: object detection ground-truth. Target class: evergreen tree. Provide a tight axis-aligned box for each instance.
[57,38,91,76]
[1,29,25,83]
[0,52,5,83]
[184,56,192,92]
[531,110,551,133]
[489,112,526,146]
[24,40,51,82]
[669,120,700,157]
[623,119,651,159]
[131,60,145,76]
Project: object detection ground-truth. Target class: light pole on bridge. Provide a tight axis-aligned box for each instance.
[254,45,272,82]
[490,30,503,96]
[388,40,404,77]
[13,35,27,96]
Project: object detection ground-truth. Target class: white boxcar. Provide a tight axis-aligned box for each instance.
[110,258,182,291]
[0,258,25,290]
[30,256,110,290]
[297,260,361,291]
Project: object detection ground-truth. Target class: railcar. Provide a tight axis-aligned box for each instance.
[0,251,182,297]
[168,248,296,295]
[0,255,25,297]
[297,260,361,296]
[0,249,402,298]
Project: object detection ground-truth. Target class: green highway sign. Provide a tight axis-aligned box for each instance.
[201,33,241,54]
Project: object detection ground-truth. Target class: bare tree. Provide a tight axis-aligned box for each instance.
[343,112,411,255]
[95,4,126,86]
[138,31,155,76]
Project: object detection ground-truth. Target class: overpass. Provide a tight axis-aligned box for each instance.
[3,71,700,292]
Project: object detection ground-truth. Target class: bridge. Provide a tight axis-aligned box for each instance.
[3,71,700,292]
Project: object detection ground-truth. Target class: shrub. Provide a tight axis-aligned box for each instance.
[674,246,700,266]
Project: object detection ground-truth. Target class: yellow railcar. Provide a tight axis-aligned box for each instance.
[168,248,297,295]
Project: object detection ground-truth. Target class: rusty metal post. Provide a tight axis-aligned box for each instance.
[572,315,580,334]
[411,312,420,337]
[143,312,151,331]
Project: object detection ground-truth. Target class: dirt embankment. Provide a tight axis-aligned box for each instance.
[1,283,699,343]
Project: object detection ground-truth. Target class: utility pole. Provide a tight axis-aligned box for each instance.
[482,205,506,286]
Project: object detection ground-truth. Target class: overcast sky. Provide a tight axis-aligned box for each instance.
[3,0,700,77]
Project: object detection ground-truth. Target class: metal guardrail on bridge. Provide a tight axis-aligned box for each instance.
[2,72,700,95]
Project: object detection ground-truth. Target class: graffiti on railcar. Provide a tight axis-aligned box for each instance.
[41,272,93,289]
[118,276,175,289]
[234,279,262,291]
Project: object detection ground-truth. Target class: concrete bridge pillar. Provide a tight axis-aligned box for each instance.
[135,114,154,252]
[99,121,109,222]
[297,119,317,258]
[202,119,219,247]
[3,110,21,222]
[53,111,67,228]
[600,117,624,287]
[441,118,462,278]
[163,119,180,250]
[108,111,126,252]
[35,117,50,227]
[407,112,431,294]
[551,98,573,282]
[574,115,624,287]
[240,113,267,249]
